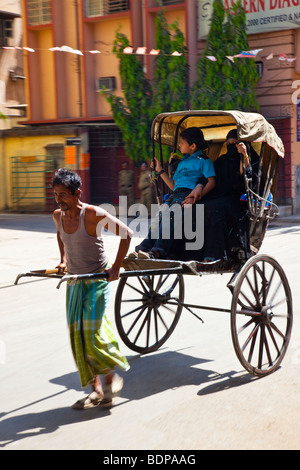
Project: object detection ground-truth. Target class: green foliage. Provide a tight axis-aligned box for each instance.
[152,11,189,115]
[192,0,225,110]
[191,0,259,111]
[104,1,259,163]
[225,1,260,111]
[103,31,153,162]
[168,20,189,112]
[103,11,189,162]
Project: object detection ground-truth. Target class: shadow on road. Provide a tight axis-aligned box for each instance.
[0,214,56,234]
[0,348,255,448]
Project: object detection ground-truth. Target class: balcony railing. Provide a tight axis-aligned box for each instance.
[86,0,130,17]
[27,0,52,26]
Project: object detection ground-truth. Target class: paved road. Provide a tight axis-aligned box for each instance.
[0,213,299,450]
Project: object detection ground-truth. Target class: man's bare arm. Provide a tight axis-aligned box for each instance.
[53,209,67,273]
[91,206,134,281]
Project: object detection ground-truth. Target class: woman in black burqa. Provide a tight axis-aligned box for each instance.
[180,129,259,263]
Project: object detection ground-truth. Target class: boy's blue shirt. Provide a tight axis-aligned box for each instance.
[173,149,215,191]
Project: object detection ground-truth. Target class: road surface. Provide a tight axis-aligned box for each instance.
[0,213,299,450]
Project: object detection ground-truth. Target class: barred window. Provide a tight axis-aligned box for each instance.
[27,0,52,26]
[89,128,124,148]
[85,0,129,17]
[0,19,13,47]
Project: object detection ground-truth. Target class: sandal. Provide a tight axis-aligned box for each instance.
[72,391,103,410]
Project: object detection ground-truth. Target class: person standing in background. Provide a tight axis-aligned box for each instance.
[138,162,153,216]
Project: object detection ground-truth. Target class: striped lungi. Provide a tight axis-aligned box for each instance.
[66,277,129,388]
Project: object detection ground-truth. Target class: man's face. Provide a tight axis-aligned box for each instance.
[53,184,79,212]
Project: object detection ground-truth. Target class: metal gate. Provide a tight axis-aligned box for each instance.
[89,126,126,205]
[11,155,55,212]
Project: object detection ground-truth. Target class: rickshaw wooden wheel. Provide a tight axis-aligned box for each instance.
[231,254,293,377]
[115,272,184,353]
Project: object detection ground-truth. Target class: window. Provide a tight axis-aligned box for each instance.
[0,18,13,47]
[256,61,263,79]
[27,0,52,26]
[86,0,129,17]
[161,0,183,5]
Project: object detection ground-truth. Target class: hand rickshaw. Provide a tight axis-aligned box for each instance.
[15,110,293,377]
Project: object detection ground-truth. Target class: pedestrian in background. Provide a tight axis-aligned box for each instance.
[118,161,135,211]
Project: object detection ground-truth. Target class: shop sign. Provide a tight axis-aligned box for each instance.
[199,0,300,38]
[297,99,300,142]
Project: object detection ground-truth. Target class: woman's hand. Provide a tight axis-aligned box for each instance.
[236,143,250,169]
[236,142,247,157]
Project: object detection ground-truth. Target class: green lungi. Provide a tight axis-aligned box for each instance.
[66,277,129,388]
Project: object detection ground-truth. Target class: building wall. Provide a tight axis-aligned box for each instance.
[22,0,140,123]
[83,17,132,117]
[247,29,300,212]
[0,0,26,129]
[0,128,80,211]
[3,0,299,212]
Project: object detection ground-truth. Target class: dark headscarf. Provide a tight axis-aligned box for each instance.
[226,129,238,141]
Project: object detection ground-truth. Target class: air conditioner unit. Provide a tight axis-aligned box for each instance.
[97,76,117,92]
[86,0,105,17]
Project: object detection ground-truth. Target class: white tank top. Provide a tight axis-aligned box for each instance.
[59,203,108,275]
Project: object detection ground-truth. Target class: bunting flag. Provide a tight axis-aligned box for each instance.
[136,47,147,55]
[150,49,160,55]
[123,46,134,54]
[234,49,262,58]
[49,45,83,55]
[226,55,235,62]
[0,45,298,62]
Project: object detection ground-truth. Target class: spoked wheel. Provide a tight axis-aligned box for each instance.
[231,254,293,377]
[115,272,184,353]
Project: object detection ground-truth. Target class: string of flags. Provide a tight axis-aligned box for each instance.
[1,45,183,56]
[207,49,296,63]
[1,45,298,62]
